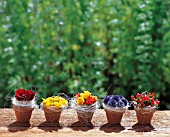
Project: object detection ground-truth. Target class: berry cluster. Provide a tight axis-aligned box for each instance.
[103,95,128,108]
[131,92,160,108]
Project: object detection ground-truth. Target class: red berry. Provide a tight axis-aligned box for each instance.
[151,100,155,106]
[152,92,155,97]
[148,93,151,97]
[142,103,146,107]
[143,95,150,101]
[131,95,134,100]
[155,99,160,105]
[136,93,142,98]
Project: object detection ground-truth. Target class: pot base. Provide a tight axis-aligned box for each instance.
[77,110,94,123]
[43,106,62,123]
[135,108,156,124]
[104,109,124,125]
[12,105,34,123]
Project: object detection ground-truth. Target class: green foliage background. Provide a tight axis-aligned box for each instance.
[0,0,170,109]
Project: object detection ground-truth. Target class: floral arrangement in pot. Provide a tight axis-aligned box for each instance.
[12,88,37,123]
[42,96,68,123]
[71,91,99,123]
[131,92,160,124]
[103,94,129,124]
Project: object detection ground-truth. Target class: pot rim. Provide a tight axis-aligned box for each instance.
[103,103,128,113]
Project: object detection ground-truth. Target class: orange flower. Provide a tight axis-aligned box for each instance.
[75,93,80,98]
[93,96,98,101]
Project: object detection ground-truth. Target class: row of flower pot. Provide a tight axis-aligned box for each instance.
[12,89,160,125]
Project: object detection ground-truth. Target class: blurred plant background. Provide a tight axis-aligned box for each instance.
[0,0,170,109]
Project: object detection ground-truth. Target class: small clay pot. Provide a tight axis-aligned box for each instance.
[135,108,156,124]
[43,106,62,123]
[12,104,34,123]
[76,109,94,123]
[104,108,124,124]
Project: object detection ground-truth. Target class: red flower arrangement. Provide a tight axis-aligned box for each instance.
[131,92,160,108]
[75,91,98,106]
[73,91,99,123]
[15,89,36,101]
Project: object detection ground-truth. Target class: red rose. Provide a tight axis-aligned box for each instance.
[25,90,36,101]
[85,97,96,105]
[15,89,36,101]
[15,89,25,101]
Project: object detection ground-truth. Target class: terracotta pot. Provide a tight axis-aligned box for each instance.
[43,106,62,123]
[104,108,124,124]
[12,104,34,123]
[135,108,156,124]
[76,109,94,123]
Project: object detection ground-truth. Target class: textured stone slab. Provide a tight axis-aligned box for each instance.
[0,109,170,137]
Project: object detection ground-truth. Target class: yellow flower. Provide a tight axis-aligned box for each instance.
[46,102,51,108]
[77,97,85,105]
[54,96,60,101]
[55,102,62,110]
[47,97,53,101]
[80,93,84,97]
[50,102,54,106]
[83,91,91,99]
[60,99,68,105]
[42,96,68,109]
[43,100,47,104]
